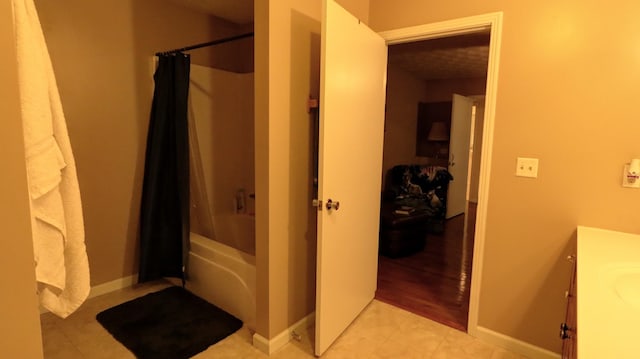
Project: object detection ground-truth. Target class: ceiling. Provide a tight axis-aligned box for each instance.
[167,1,488,81]
[388,32,490,81]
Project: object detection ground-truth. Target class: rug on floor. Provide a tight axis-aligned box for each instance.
[96,286,243,359]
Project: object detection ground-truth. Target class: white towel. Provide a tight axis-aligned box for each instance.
[13,0,90,318]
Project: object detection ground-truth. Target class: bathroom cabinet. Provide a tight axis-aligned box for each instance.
[561,255,577,359]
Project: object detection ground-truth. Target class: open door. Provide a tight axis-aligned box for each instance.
[446,94,474,219]
[315,0,387,356]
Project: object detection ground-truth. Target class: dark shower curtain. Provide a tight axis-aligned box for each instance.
[138,53,190,283]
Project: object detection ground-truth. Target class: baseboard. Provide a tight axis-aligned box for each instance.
[88,274,138,299]
[475,326,561,359]
[40,274,138,315]
[253,312,315,355]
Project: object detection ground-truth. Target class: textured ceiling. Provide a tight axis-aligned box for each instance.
[169,0,254,24]
[390,46,489,80]
[389,33,491,81]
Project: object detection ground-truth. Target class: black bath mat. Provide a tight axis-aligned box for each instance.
[96,286,242,359]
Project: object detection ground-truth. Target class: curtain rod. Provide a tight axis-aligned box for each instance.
[155,32,254,56]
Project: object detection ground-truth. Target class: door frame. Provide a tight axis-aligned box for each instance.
[378,12,503,337]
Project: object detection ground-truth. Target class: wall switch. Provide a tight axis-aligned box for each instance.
[516,157,539,178]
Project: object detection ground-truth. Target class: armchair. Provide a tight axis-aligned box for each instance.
[379,165,453,257]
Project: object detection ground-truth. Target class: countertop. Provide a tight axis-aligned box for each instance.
[577,226,640,359]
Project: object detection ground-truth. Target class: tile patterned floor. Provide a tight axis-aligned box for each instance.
[41,281,528,358]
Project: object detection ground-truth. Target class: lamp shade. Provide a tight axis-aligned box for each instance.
[427,121,449,141]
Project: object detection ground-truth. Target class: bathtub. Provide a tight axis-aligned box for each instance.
[178,231,256,329]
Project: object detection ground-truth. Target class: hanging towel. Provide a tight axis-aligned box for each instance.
[13,0,90,318]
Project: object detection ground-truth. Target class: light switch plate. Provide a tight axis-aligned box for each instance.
[516,157,539,178]
[622,164,640,188]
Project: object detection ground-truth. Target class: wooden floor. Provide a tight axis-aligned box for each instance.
[376,202,477,331]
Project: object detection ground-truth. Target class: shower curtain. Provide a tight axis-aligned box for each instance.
[138,53,190,283]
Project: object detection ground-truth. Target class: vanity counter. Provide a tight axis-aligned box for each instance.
[577,226,640,358]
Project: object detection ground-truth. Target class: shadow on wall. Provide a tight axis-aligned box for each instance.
[287,9,321,329]
[480,227,577,353]
[513,230,576,353]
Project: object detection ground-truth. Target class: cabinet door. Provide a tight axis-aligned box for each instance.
[562,256,577,359]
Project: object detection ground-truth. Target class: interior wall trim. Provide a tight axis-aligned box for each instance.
[88,274,139,299]
[379,11,504,340]
[476,326,561,359]
[252,312,315,355]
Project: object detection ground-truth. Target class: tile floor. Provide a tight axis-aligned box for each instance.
[41,281,528,359]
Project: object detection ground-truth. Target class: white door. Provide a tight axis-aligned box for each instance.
[315,0,388,356]
[446,94,474,219]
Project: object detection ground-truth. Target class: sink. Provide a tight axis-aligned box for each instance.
[601,264,640,310]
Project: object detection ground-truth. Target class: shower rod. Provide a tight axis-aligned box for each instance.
[155,32,254,56]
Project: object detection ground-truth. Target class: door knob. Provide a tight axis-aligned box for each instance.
[326,199,340,211]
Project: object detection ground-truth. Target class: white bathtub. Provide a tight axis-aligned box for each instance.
[180,231,256,329]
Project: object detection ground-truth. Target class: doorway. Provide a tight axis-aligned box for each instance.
[375,33,489,331]
[313,9,502,354]
[373,14,502,334]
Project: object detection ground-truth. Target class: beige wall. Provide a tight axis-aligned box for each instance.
[257,0,320,339]
[383,68,487,187]
[254,0,270,337]
[255,0,370,339]
[382,65,430,184]
[371,0,640,352]
[335,0,370,23]
[0,1,44,357]
[35,0,249,285]
[425,77,487,102]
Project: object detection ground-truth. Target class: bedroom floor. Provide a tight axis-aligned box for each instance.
[39,273,527,358]
[376,202,477,331]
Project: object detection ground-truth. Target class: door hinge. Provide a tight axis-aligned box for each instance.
[307,97,319,113]
[559,322,574,339]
